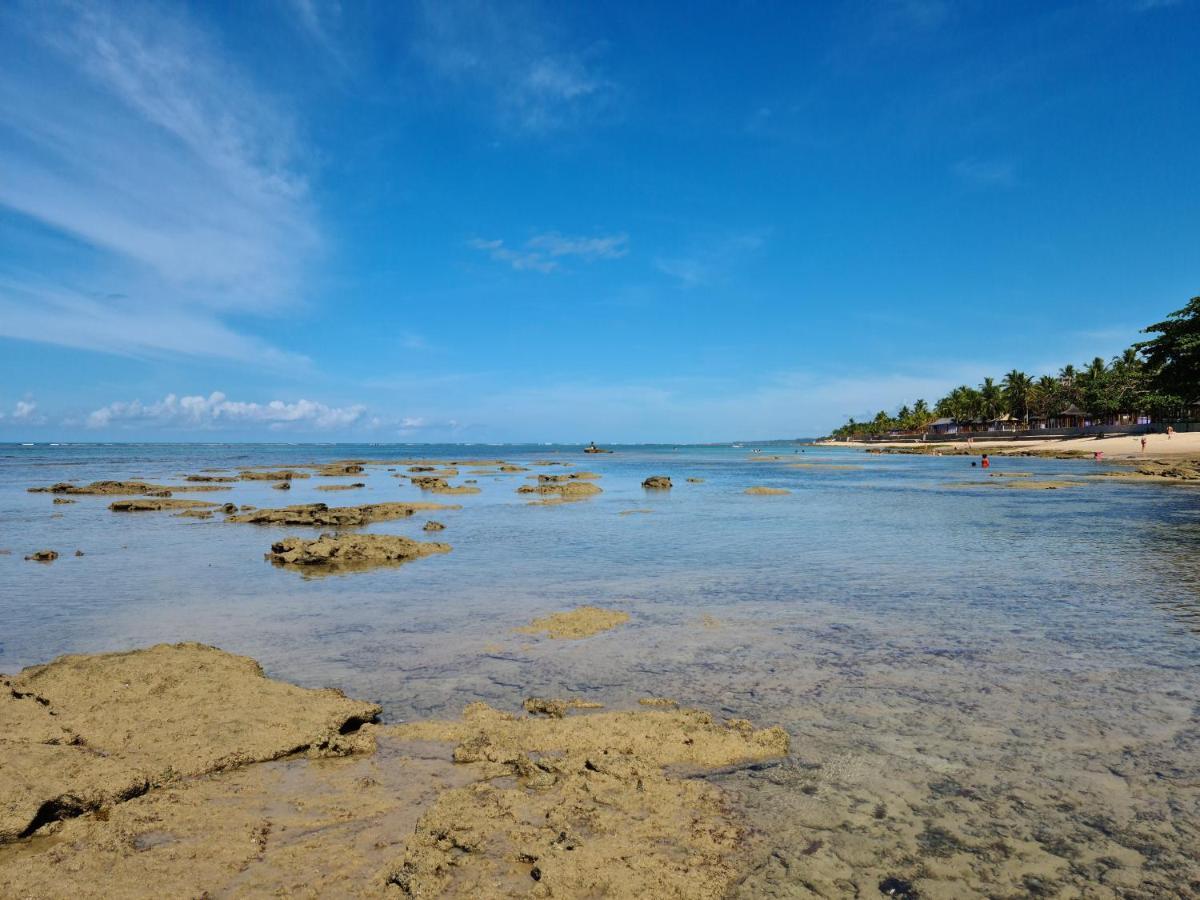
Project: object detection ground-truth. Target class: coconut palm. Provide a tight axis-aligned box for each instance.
[1001,369,1032,425]
[978,377,1003,421]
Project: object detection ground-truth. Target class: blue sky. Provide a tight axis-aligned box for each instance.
[1,0,1197,441]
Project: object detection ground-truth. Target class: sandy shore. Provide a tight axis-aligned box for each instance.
[822,429,1200,460]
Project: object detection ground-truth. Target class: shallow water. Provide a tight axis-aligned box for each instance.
[2,442,1198,897]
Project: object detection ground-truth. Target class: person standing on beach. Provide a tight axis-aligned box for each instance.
[1141,435,1148,452]
[1167,425,1175,439]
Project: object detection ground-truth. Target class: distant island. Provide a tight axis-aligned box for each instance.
[828,296,1200,440]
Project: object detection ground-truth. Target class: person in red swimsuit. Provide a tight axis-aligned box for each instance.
[981,454,990,469]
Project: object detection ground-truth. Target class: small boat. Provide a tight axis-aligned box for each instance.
[584,442,612,454]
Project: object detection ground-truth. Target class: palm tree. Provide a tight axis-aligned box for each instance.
[911,398,931,431]
[978,377,1003,422]
[1001,369,1032,425]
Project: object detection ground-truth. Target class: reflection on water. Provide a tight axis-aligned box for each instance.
[2,442,1199,895]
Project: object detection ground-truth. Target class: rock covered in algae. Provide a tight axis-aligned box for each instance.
[642,475,672,489]
[315,482,366,492]
[385,702,790,898]
[516,480,603,504]
[227,502,455,528]
[23,550,58,562]
[514,606,630,639]
[266,532,451,573]
[313,463,365,476]
[409,476,480,494]
[0,692,789,899]
[27,481,225,496]
[0,642,379,843]
[422,520,446,531]
[237,469,310,481]
[109,498,219,512]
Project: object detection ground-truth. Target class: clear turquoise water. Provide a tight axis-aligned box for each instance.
[2,442,1198,893]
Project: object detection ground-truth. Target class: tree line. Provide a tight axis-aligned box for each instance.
[829,295,1200,439]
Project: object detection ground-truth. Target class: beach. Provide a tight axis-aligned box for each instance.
[823,429,1200,460]
[2,442,1199,897]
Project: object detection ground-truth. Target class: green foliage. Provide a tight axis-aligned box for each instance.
[828,295,1198,438]
[1137,295,1200,402]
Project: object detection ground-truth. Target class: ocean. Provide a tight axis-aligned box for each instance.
[2,441,1198,893]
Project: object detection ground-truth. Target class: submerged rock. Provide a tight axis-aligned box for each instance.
[515,606,630,639]
[52,498,76,505]
[687,477,705,483]
[266,532,451,574]
[184,475,236,483]
[422,520,446,531]
[0,642,379,844]
[745,486,790,495]
[227,502,455,528]
[642,475,672,489]
[315,482,366,492]
[271,481,292,490]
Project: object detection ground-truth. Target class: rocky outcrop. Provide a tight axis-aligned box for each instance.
[642,476,672,489]
[517,481,603,504]
[109,499,220,512]
[226,502,456,528]
[0,642,379,843]
[237,470,310,481]
[266,533,451,573]
[28,481,225,496]
[409,476,480,495]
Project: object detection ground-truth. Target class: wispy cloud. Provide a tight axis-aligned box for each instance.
[655,232,766,289]
[415,0,615,132]
[469,231,628,273]
[952,158,1017,188]
[87,391,365,431]
[0,0,318,362]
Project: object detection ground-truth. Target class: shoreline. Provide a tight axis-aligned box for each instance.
[818,429,1200,460]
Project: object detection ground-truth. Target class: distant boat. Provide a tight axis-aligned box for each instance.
[732,443,743,448]
[584,442,612,454]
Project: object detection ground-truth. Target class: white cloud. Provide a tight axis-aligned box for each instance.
[87,392,365,431]
[470,232,628,273]
[415,0,614,132]
[0,398,46,426]
[0,0,318,362]
[527,232,628,260]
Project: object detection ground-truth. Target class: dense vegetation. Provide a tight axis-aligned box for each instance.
[829,296,1200,439]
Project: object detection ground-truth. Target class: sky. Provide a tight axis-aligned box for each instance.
[1,0,1197,442]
